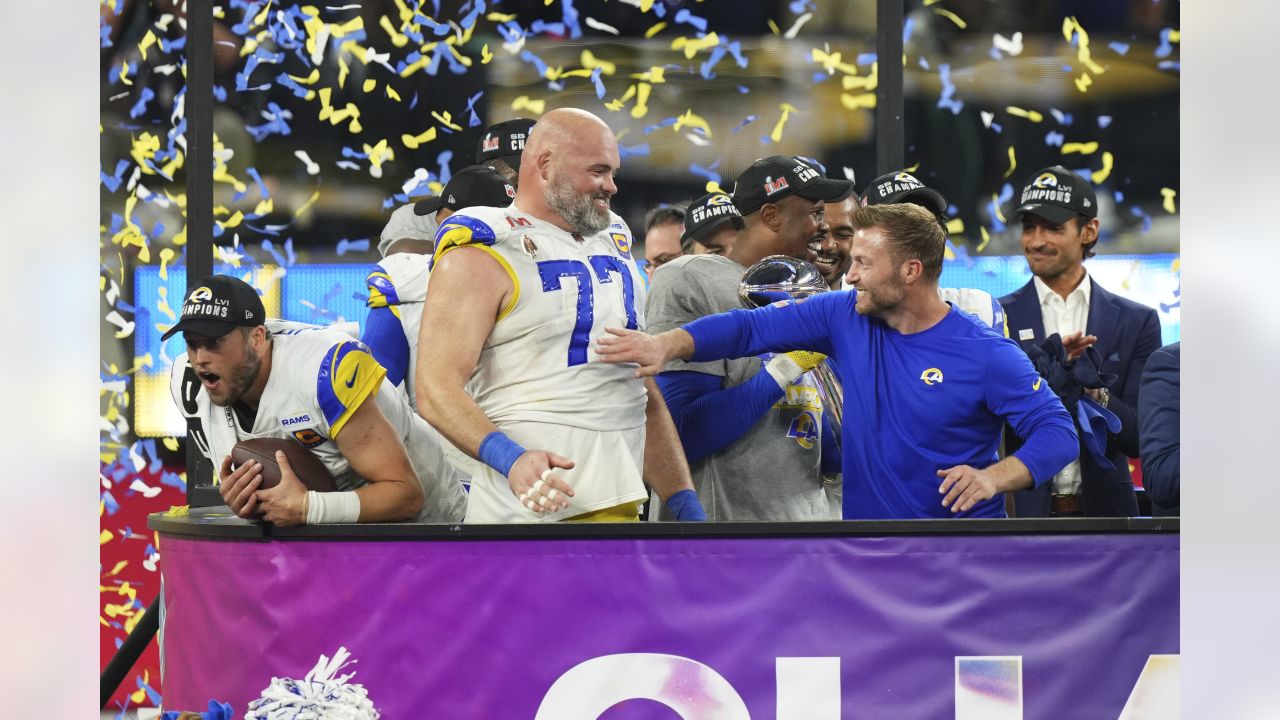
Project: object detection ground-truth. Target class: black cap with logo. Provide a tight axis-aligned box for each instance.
[861,170,949,216]
[161,274,266,341]
[1012,165,1098,225]
[731,155,857,216]
[413,165,517,216]
[682,192,745,244]
[475,118,536,171]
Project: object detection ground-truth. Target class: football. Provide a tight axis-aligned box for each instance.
[231,437,338,492]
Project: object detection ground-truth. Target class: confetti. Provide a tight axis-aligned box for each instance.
[1003,147,1017,178]
[992,32,1023,57]
[1160,188,1177,214]
[1061,141,1099,155]
[1006,106,1044,123]
[1093,151,1115,183]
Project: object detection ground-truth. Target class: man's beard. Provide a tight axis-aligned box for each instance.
[209,346,262,407]
[545,172,611,236]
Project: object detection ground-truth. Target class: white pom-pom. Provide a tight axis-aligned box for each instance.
[244,647,380,720]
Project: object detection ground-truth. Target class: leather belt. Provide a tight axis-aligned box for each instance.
[1051,493,1083,516]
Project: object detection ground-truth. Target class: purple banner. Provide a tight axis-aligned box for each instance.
[159,533,1178,718]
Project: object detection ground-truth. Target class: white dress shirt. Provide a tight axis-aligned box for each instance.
[1033,274,1091,495]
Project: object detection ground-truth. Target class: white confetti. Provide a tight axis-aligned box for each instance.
[400,168,430,195]
[584,17,620,35]
[980,110,995,128]
[294,150,321,175]
[310,25,331,66]
[784,13,813,40]
[106,310,136,339]
[335,160,362,171]
[129,478,163,499]
[993,31,1024,56]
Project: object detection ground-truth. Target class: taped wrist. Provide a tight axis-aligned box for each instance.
[478,431,527,477]
[305,490,361,524]
[664,489,707,521]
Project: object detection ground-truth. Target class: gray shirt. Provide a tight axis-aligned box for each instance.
[646,254,835,520]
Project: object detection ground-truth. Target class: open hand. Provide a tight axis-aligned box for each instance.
[509,450,576,515]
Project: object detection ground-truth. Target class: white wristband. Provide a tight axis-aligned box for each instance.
[305,490,362,524]
[764,353,805,389]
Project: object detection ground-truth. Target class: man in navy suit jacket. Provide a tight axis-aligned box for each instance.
[1139,343,1180,515]
[1001,166,1162,517]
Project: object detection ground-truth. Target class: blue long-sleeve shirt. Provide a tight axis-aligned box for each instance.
[683,291,1078,519]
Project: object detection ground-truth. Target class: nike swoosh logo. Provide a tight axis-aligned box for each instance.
[1033,377,1043,391]
[345,368,359,388]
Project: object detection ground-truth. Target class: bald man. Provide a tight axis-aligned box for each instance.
[416,108,704,523]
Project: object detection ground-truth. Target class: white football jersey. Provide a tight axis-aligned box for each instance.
[431,205,649,431]
[170,320,467,522]
[430,205,651,522]
[364,252,430,408]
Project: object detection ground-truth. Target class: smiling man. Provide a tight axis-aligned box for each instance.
[637,160,854,520]
[1000,165,1161,517]
[597,203,1078,520]
[165,275,467,526]
[415,108,704,523]
[807,194,858,289]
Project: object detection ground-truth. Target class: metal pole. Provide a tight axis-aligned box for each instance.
[99,594,161,709]
[185,0,219,506]
[875,0,905,174]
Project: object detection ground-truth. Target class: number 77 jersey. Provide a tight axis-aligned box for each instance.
[430,205,649,432]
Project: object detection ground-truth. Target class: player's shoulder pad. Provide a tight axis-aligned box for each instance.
[315,339,388,436]
[367,253,430,307]
[429,207,507,270]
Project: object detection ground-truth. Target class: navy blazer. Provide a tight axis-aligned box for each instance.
[1138,343,1180,514]
[1001,276,1162,517]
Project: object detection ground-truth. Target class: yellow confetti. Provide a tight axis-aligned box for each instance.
[812,48,858,76]
[943,245,956,260]
[386,85,402,102]
[296,189,321,218]
[933,7,967,29]
[1006,106,1044,123]
[766,19,781,36]
[444,42,473,69]
[513,96,546,116]
[378,15,411,47]
[431,111,464,132]
[104,560,129,577]
[1075,72,1093,93]
[631,66,667,83]
[338,56,349,88]
[165,505,190,517]
[138,30,157,61]
[120,58,132,86]
[1093,151,1114,183]
[946,218,965,235]
[706,181,725,194]
[673,108,712,136]
[1062,17,1105,75]
[992,193,1007,224]
[1061,141,1099,155]
[639,0,654,11]
[480,43,493,64]
[631,83,652,119]
[163,437,180,452]
[769,102,798,143]
[842,62,878,91]
[1160,188,1177,214]
[254,198,273,215]
[645,21,667,38]
[1168,30,1180,43]
[362,78,376,93]
[401,127,438,149]
[671,32,720,60]
[581,49,617,76]
[288,69,321,85]
[840,93,876,110]
[1004,146,1017,178]
[158,248,175,281]
[487,12,518,22]
[977,226,991,253]
[100,529,114,545]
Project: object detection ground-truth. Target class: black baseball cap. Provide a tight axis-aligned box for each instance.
[161,274,265,341]
[861,170,949,216]
[731,155,856,216]
[683,192,745,244]
[1012,165,1097,224]
[475,118,536,171]
[413,165,516,216]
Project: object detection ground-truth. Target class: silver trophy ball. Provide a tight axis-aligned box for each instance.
[738,255,829,309]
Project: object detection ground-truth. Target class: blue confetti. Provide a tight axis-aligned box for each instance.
[591,68,607,99]
[1130,206,1152,233]
[1061,65,1073,73]
[811,71,829,83]
[1158,60,1180,71]
[903,16,915,43]
[464,91,484,127]
[561,0,584,40]
[1045,131,1065,147]
[788,0,816,13]
[1114,190,1125,203]
[1156,28,1175,58]
[102,491,121,516]
[990,122,1003,133]
[1097,115,1112,128]
[160,471,187,491]
[135,674,163,706]
[128,87,155,119]
[988,47,1001,61]
[730,115,758,133]
[341,146,369,160]
[436,151,455,184]
[619,143,651,159]
[101,20,113,48]
[856,52,877,65]
[519,49,551,80]
[335,238,371,256]
[101,160,130,193]
[936,64,963,115]
[688,161,722,186]
[673,9,709,33]
[737,85,750,94]
[1109,41,1130,55]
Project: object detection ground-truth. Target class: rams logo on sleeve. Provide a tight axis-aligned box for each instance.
[366,268,400,309]
[316,341,387,438]
[430,214,498,270]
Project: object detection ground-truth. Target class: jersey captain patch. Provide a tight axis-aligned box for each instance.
[611,232,632,259]
[316,341,387,437]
